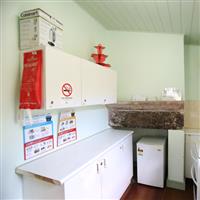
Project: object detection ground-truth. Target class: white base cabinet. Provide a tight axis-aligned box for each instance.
[65,136,132,200]
[20,131,133,200]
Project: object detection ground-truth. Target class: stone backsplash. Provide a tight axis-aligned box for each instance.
[106,101,184,130]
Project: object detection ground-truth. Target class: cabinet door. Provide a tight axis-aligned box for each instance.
[65,162,101,199]
[81,60,105,105]
[101,136,133,200]
[101,68,117,104]
[45,46,82,109]
[81,60,117,105]
[118,136,133,193]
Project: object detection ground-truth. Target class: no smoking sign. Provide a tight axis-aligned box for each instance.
[62,83,73,97]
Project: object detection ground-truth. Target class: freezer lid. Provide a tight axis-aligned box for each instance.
[137,137,166,146]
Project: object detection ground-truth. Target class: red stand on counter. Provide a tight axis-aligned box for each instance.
[91,44,111,67]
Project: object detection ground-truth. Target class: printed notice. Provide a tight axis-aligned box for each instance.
[23,116,54,160]
[57,111,77,146]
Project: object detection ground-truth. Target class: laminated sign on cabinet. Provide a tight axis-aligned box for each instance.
[57,111,77,146]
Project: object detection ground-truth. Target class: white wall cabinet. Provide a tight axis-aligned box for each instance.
[21,46,117,110]
[81,59,117,106]
[17,130,133,200]
[45,46,82,109]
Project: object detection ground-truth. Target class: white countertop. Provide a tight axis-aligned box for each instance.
[16,128,133,185]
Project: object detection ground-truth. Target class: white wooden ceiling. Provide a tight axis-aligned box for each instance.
[76,0,200,45]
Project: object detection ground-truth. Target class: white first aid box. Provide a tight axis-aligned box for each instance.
[19,8,63,50]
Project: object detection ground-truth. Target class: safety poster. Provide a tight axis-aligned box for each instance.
[57,111,77,146]
[23,114,54,160]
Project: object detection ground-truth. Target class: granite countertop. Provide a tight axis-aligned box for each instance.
[106,101,184,130]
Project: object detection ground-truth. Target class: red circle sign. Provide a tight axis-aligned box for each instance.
[62,83,73,97]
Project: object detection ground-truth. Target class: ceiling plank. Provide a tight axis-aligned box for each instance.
[188,0,200,44]
[181,0,195,35]
[124,4,143,31]
[132,2,153,32]
[75,0,200,45]
[144,0,168,32]
[155,1,173,32]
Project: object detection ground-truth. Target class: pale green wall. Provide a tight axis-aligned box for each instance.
[1,1,109,199]
[185,45,200,100]
[105,31,185,101]
[1,1,187,199]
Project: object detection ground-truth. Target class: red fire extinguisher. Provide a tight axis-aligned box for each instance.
[19,50,43,109]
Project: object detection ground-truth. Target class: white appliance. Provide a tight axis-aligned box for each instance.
[190,139,200,200]
[19,8,63,50]
[185,133,200,178]
[137,137,166,188]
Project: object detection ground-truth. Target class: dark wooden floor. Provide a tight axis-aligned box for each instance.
[124,179,193,200]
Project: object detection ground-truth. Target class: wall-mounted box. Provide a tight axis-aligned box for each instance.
[19,8,63,50]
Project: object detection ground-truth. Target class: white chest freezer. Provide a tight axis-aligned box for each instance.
[137,137,166,188]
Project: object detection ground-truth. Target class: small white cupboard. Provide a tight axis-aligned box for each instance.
[44,46,82,109]
[16,129,133,200]
[81,59,117,105]
[20,46,117,110]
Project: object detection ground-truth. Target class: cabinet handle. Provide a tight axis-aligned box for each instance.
[120,145,124,150]
[96,163,100,174]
